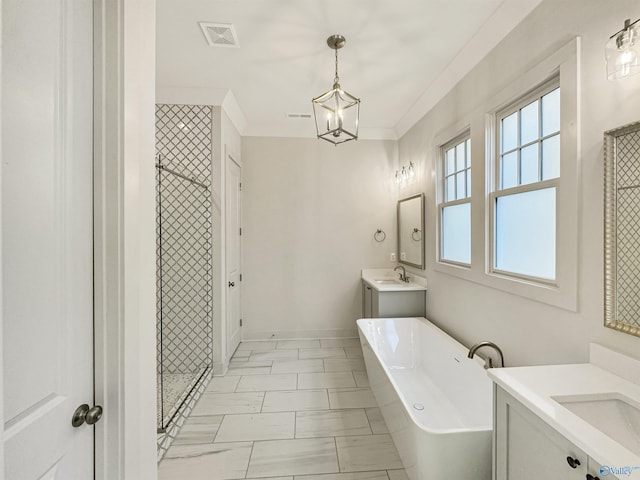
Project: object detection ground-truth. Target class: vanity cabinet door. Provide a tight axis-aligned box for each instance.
[371,289,380,318]
[363,282,373,318]
[495,387,587,480]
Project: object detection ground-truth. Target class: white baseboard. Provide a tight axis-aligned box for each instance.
[212,361,228,376]
[242,328,359,341]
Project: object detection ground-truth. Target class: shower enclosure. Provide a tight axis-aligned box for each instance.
[155,104,213,456]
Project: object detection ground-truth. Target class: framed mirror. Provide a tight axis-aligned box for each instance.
[398,193,425,269]
[604,121,640,337]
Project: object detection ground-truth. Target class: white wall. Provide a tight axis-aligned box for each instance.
[242,137,399,339]
[398,0,640,366]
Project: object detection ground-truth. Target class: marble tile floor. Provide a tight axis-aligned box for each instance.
[158,339,407,480]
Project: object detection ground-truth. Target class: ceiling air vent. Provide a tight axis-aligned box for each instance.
[286,113,312,119]
[199,22,239,48]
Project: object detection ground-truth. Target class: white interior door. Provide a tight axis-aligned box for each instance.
[226,154,242,358]
[2,0,95,478]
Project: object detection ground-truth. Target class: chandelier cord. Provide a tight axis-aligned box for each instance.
[334,47,340,85]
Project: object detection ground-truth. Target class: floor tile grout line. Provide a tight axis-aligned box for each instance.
[333,436,341,473]
[364,407,375,433]
[259,391,267,413]
[293,409,298,439]
[244,441,256,479]
[211,414,224,443]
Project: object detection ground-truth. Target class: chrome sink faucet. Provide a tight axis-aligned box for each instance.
[468,341,505,368]
[393,265,409,283]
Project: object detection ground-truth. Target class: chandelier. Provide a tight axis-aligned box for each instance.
[312,35,360,145]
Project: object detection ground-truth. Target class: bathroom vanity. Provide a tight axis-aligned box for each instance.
[494,388,613,480]
[489,344,640,480]
[361,269,426,318]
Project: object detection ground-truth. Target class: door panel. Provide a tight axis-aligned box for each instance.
[226,155,242,358]
[2,0,94,478]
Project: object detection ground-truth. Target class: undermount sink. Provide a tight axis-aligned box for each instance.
[553,393,640,456]
[374,278,401,285]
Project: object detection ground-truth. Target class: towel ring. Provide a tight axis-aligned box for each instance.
[411,228,422,241]
[373,229,386,243]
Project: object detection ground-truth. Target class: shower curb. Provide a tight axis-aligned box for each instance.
[156,367,213,462]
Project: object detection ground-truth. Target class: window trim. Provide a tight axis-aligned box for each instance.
[437,130,472,268]
[431,37,579,312]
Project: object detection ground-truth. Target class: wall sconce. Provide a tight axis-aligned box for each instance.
[394,162,415,186]
[606,18,640,80]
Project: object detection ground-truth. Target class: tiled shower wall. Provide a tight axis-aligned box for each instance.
[156,104,213,382]
[615,129,640,328]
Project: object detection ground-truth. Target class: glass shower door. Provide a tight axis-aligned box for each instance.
[156,159,212,431]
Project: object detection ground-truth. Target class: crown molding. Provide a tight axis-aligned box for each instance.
[394,0,544,138]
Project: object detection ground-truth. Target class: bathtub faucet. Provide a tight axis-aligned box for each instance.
[393,265,409,283]
[467,341,504,369]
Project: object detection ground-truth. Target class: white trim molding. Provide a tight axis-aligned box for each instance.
[0,0,5,475]
[94,1,157,479]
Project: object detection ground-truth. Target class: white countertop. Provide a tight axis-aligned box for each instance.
[361,268,427,292]
[488,344,640,472]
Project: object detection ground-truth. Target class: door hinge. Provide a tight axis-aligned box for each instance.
[239,182,242,191]
[240,273,243,281]
[240,318,243,327]
[239,227,242,236]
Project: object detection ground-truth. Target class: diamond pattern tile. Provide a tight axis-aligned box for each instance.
[616,186,640,328]
[616,131,640,189]
[156,104,214,430]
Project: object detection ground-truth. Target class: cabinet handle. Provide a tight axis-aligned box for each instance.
[566,457,581,469]
[586,475,600,480]
[228,281,235,287]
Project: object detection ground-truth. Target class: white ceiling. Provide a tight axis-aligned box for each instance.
[156,0,542,139]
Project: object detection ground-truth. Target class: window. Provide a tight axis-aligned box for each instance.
[439,133,471,265]
[491,78,560,282]
[433,40,578,310]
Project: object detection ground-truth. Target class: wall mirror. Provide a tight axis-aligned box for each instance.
[604,121,640,337]
[398,193,425,269]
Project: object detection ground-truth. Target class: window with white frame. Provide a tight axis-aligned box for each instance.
[439,133,471,265]
[491,77,560,282]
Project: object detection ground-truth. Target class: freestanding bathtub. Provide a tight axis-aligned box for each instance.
[357,317,493,480]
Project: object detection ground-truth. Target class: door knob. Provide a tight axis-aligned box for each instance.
[72,403,103,427]
[228,281,235,287]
